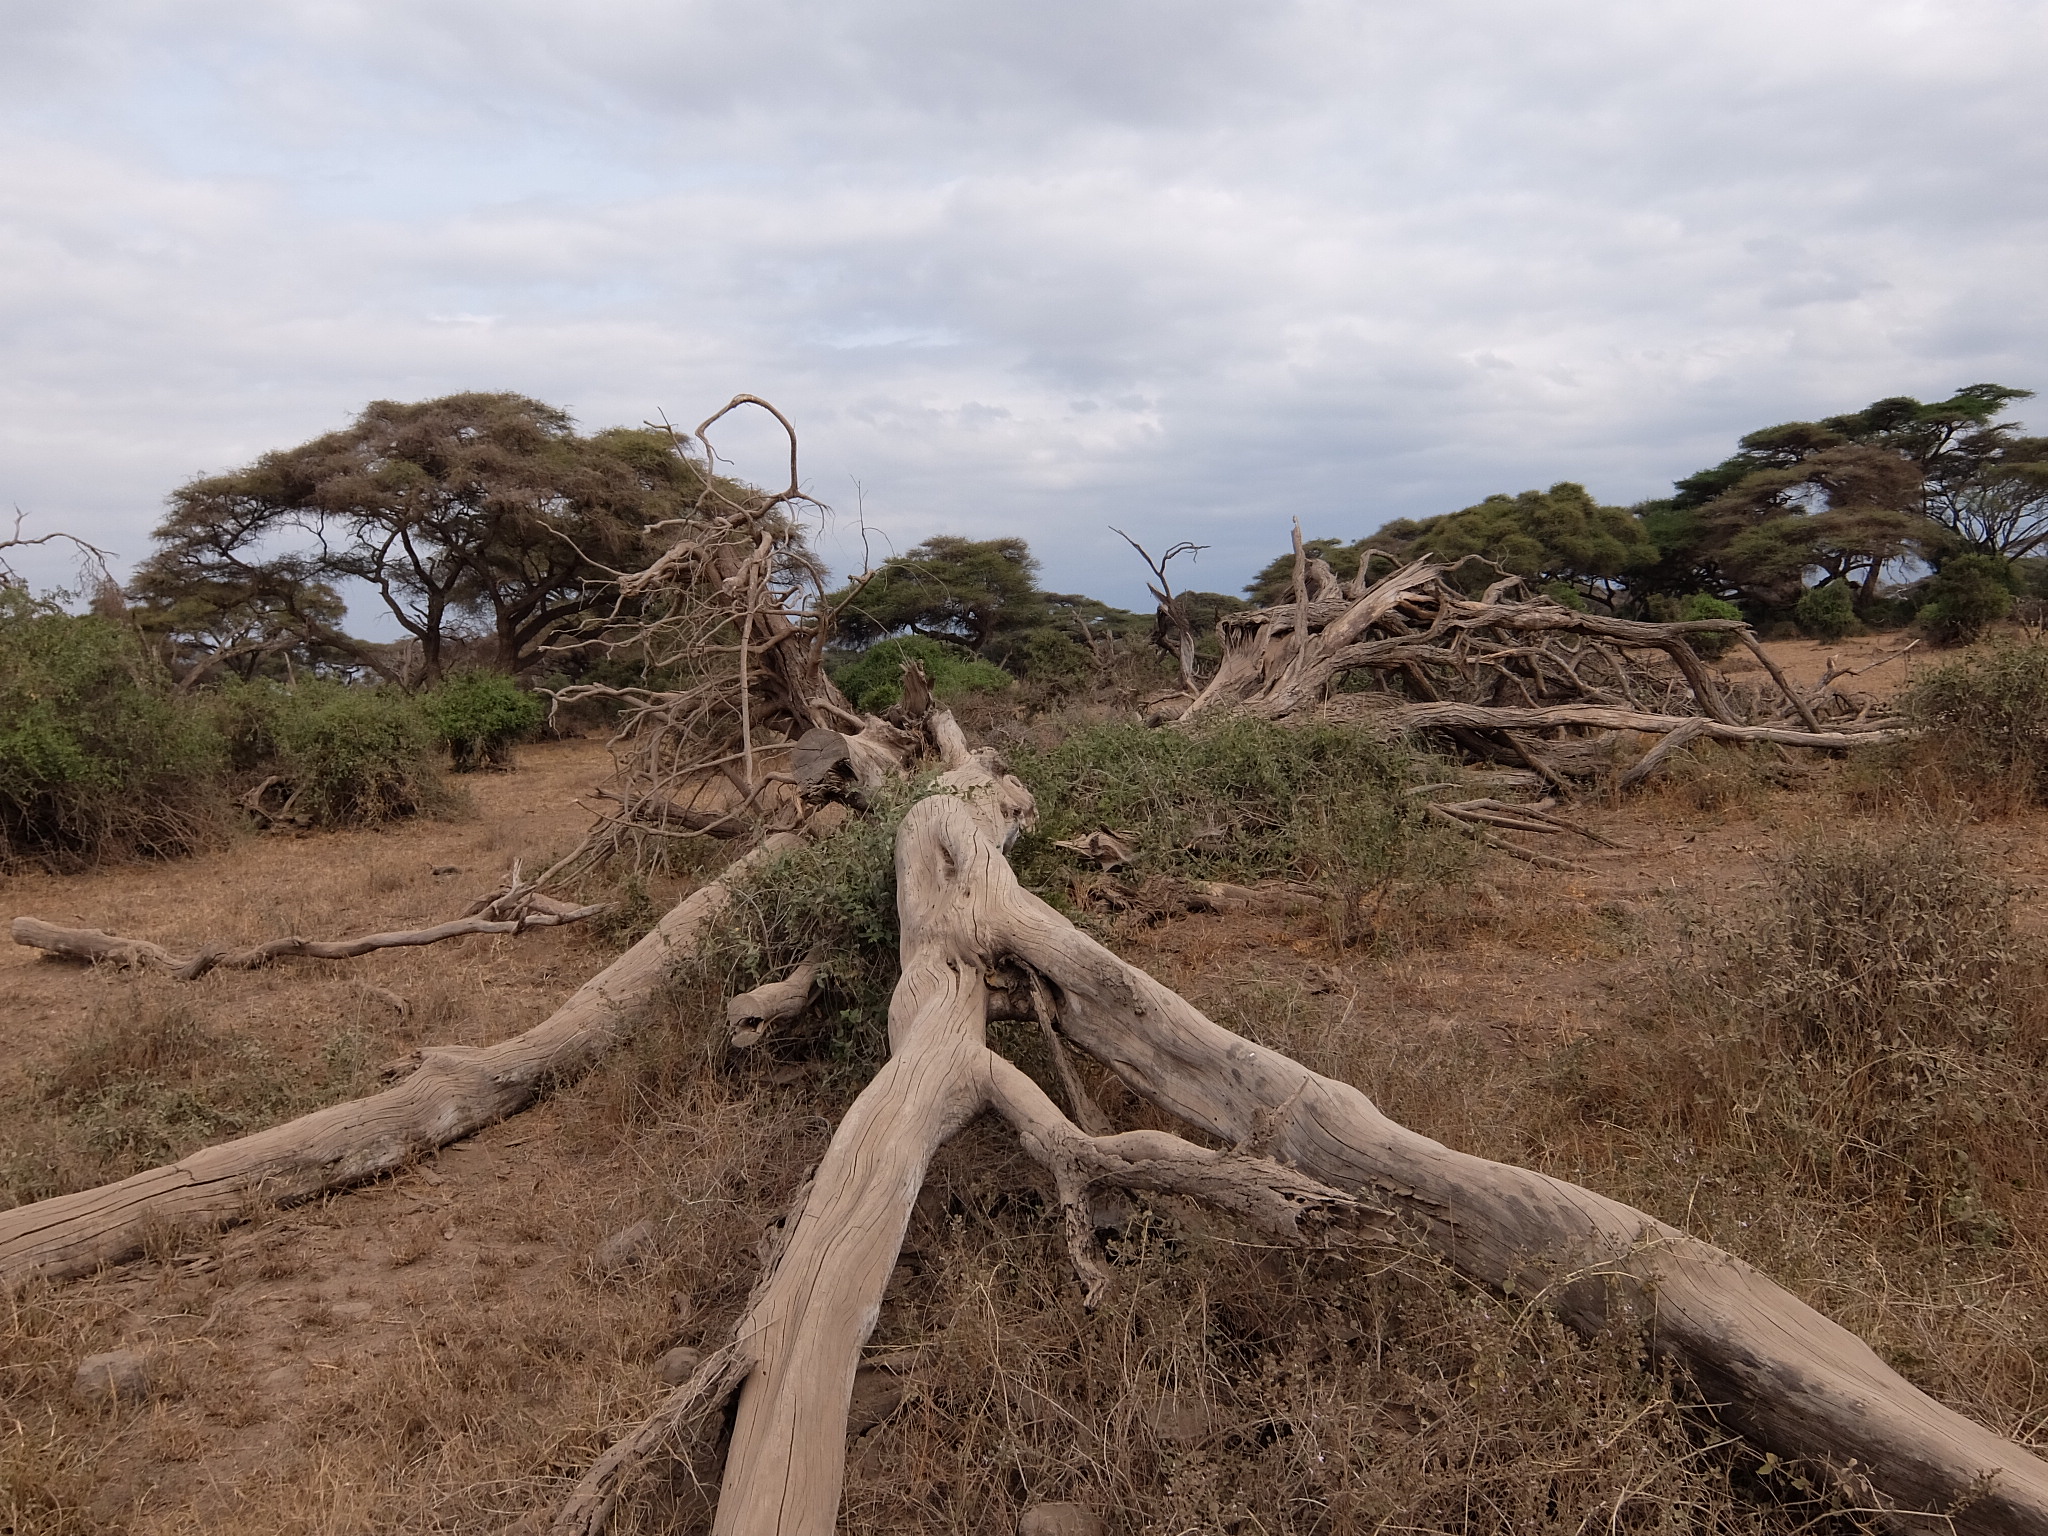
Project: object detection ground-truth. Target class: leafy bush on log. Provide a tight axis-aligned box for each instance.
[420,671,545,771]
[1008,717,1447,894]
[0,589,223,865]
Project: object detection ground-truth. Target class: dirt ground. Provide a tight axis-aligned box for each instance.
[4,657,2046,1533]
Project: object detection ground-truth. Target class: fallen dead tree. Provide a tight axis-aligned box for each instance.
[10,869,605,979]
[1168,533,1904,785]
[543,710,2048,1536]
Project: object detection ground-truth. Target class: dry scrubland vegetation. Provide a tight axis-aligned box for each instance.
[4,633,2048,1534]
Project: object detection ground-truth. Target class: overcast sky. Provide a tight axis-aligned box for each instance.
[3,0,2043,613]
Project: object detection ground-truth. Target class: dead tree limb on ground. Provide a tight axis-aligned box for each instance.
[0,835,798,1289]
[10,873,606,980]
[1173,552,1907,787]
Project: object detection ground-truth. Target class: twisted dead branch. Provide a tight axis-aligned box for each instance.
[11,869,605,980]
[1172,553,1906,786]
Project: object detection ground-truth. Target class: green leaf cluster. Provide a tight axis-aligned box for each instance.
[830,635,1013,713]
[420,671,546,770]
[0,588,223,864]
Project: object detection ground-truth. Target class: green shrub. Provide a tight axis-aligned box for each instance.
[832,636,1013,713]
[1892,640,2048,809]
[0,588,223,864]
[1678,592,1743,658]
[213,679,450,825]
[1008,717,1451,897]
[1794,580,1858,640]
[699,780,918,1086]
[1918,553,2014,645]
[421,671,546,770]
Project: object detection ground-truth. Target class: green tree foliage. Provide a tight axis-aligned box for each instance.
[1374,484,1656,607]
[1917,553,2016,645]
[1643,385,2038,614]
[831,636,1014,712]
[0,589,223,864]
[835,536,1143,683]
[134,393,707,685]
[420,671,547,771]
[1795,580,1859,640]
[839,536,1043,653]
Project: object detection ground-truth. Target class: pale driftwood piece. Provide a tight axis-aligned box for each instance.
[11,897,609,981]
[0,836,803,1289]
[1424,805,1592,874]
[580,744,1400,1535]
[727,945,825,1048]
[1616,717,1714,789]
[1325,696,1909,750]
[707,738,1038,1536]
[1181,880,1323,914]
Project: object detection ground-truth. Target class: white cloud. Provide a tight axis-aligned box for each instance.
[0,0,2042,605]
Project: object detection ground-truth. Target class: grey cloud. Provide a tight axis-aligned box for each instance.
[0,0,2042,605]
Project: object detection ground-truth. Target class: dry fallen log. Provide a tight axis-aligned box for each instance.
[1169,551,1909,788]
[555,718,2048,1536]
[10,893,606,981]
[0,836,799,1289]
[564,727,1385,1536]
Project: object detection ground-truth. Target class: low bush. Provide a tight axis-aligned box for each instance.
[1554,826,2044,1244]
[1008,716,1453,900]
[1653,592,1744,657]
[832,636,1012,712]
[421,671,546,770]
[1881,640,2048,811]
[1793,579,1857,640]
[213,679,453,826]
[0,589,224,865]
[1917,553,2014,644]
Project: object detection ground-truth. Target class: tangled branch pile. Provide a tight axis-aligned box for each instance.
[1175,539,1909,785]
[546,398,893,873]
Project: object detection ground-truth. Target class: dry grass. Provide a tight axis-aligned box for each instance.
[7,732,2048,1533]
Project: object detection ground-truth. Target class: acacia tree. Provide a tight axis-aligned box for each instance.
[134,393,705,685]
[834,535,1046,654]
[1370,482,1658,608]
